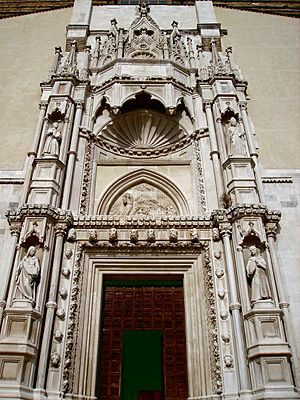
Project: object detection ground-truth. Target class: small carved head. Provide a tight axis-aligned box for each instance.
[54,330,63,342]
[67,228,76,242]
[27,246,36,257]
[50,352,61,368]
[249,245,258,256]
[65,248,73,259]
[61,267,71,278]
[224,354,233,368]
[212,228,220,242]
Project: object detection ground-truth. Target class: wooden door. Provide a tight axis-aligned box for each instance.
[98,285,188,400]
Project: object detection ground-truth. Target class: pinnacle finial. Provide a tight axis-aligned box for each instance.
[139,2,150,17]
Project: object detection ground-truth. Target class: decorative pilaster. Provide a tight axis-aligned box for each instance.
[62,101,84,209]
[239,102,265,203]
[219,222,251,392]
[36,223,68,390]
[204,101,225,203]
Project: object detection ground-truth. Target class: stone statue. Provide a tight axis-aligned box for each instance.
[226,117,247,156]
[122,192,133,216]
[246,245,272,303]
[43,122,61,157]
[15,246,40,303]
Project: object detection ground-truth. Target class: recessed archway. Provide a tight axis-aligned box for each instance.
[97,168,191,216]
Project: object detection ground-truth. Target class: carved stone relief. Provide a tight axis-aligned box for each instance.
[109,183,179,217]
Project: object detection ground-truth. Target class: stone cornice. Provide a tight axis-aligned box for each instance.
[5,204,73,226]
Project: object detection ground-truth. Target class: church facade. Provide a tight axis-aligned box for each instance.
[0,1,299,399]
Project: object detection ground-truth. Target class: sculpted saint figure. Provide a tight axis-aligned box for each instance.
[15,246,40,302]
[43,122,61,157]
[246,245,272,303]
[226,117,247,156]
[122,192,134,216]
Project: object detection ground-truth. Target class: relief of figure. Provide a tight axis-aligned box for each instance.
[226,117,247,156]
[14,246,40,303]
[43,122,61,157]
[246,245,272,303]
[121,192,134,215]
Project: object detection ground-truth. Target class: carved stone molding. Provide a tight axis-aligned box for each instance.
[62,243,84,393]
[203,243,223,394]
[80,138,94,215]
[192,140,207,212]
[74,215,212,229]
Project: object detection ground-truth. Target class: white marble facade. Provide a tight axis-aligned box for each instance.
[0,1,299,399]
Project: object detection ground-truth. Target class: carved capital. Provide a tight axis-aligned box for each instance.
[204,101,212,110]
[39,101,48,111]
[54,223,68,237]
[75,101,84,110]
[219,223,232,238]
[239,102,248,112]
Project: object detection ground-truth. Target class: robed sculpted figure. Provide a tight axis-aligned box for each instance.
[226,117,247,156]
[15,246,40,303]
[43,122,61,157]
[246,245,272,303]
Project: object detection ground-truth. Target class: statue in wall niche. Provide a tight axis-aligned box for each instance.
[226,117,247,156]
[246,245,272,304]
[43,122,61,157]
[14,246,40,303]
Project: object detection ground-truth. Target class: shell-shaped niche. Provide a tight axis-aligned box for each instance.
[96,109,192,157]
[109,183,178,218]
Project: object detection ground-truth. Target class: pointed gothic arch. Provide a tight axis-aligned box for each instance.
[97,168,191,215]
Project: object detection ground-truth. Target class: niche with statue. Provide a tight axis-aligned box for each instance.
[238,222,274,308]
[221,110,248,158]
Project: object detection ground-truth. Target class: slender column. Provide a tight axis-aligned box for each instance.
[21,102,47,203]
[91,36,101,68]
[163,32,169,59]
[0,225,21,325]
[36,223,67,389]
[61,102,84,209]
[117,29,123,58]
[204,102,225,202]
[266,224,300,387]
[215,116,227,168]
[220,223,250,391]
[239,102,265,203]
[80,45,91,80]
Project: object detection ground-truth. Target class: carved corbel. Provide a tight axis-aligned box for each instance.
[265,222,278,239]
[9,223,21,238]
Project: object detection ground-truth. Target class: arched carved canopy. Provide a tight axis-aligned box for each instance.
[97,169,190,216]
[93,97,194,158]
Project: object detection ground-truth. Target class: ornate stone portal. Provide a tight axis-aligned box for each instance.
[0,1,299,400]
